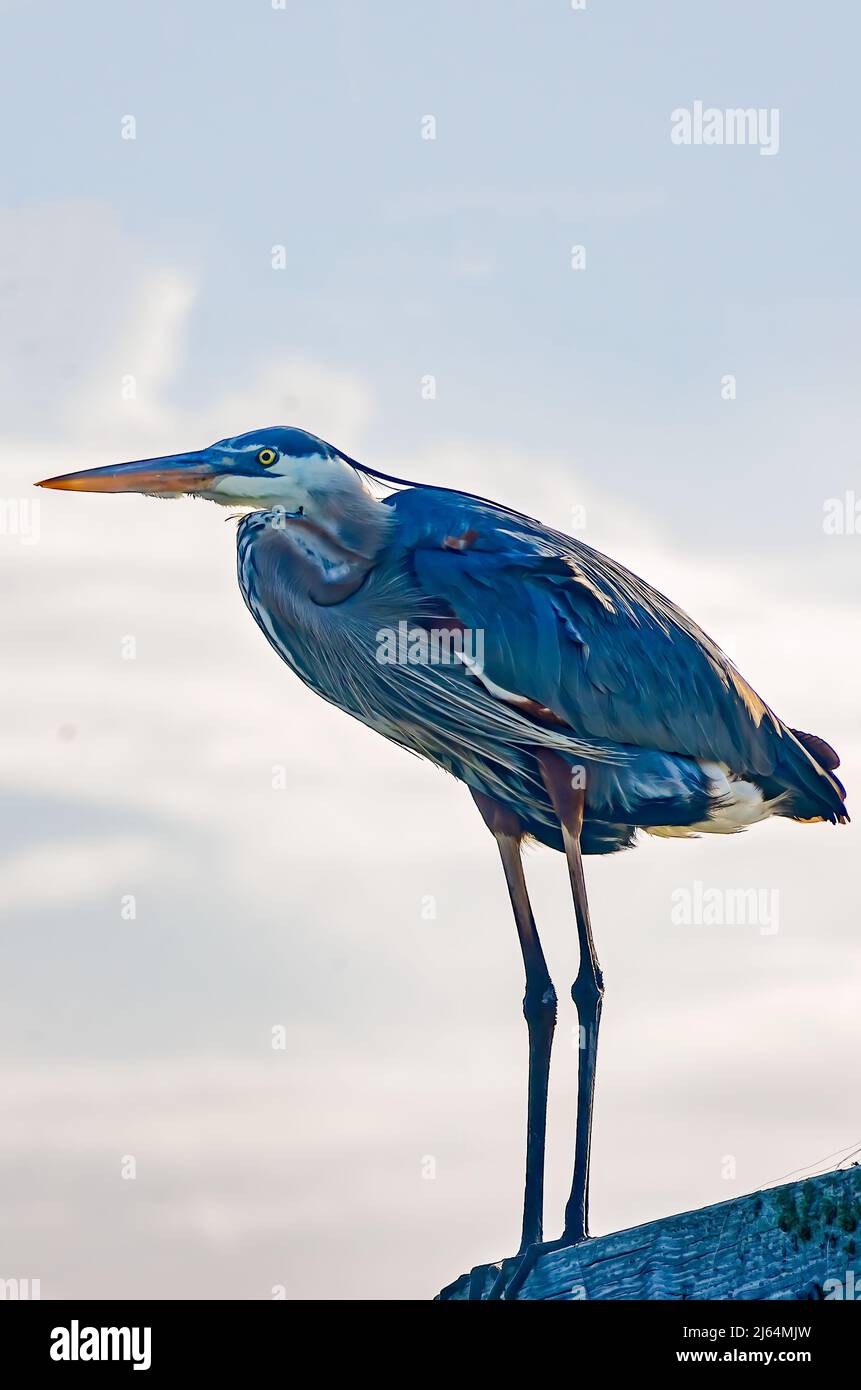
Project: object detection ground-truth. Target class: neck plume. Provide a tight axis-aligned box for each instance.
[269,462,394,605]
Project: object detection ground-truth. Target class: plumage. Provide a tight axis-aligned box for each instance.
[235,474,846,855]
[37,423,849,1265]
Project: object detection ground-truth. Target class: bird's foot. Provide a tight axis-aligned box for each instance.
[485,1229,589,1301]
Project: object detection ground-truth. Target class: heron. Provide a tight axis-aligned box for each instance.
[38,427,848,1294]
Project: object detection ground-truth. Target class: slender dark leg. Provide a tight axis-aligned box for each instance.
[471,790,557,1252]
[536,751,604,1243]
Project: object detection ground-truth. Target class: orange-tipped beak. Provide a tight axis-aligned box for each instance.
[36,452,221,496]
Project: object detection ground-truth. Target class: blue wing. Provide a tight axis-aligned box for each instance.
[386,486,846,824]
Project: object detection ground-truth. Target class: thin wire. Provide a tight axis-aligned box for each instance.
[760,1137,861,1189]
[708,1137,861,1275]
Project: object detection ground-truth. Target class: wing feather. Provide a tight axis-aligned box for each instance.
[389,487,846,822]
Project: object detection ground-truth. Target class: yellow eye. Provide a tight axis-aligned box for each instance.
[257,448,277,467]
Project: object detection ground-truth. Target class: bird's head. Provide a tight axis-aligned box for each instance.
[37,426,392,559]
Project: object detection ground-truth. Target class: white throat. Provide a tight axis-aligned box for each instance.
[211,452,389,554]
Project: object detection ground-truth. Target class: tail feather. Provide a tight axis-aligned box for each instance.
[777,725,848,824]
[790,727,841,771]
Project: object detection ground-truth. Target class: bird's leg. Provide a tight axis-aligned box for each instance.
[471,790,557,1253]
[536,750,604,1245]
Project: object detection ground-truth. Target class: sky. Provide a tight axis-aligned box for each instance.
[1,0,859,1300]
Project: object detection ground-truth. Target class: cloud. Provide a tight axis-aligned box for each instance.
[1,220,858,1300]
[0,837,157,912]
[65,271,197,445]
[0,201,376,460]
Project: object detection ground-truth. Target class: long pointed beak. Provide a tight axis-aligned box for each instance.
[36,451,220,496]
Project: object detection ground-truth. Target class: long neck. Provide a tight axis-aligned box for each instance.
[270,475,394,605]
[303,465,393,561]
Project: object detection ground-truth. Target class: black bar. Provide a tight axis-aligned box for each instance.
[2,1295,857,1374]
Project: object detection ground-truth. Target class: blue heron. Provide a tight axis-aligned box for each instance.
[38,427,847,1289]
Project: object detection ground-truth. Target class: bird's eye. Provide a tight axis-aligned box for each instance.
[257,449,278,467]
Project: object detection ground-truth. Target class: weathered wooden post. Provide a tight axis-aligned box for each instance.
[437,1165,861,1300]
